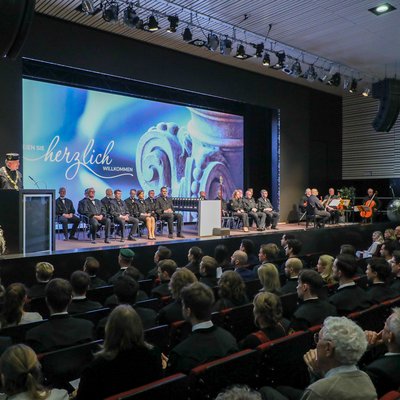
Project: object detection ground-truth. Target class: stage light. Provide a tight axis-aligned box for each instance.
[102,1,119,23]
[327,72,341,86]
[303,65,317,81]
[146,15,159,31]
[207,33,219,51]
[220,37,232,55]
[262,52,270,66]
[343,78,350,90]
[182,26,192,42]
[362,87,371,97]
[349,78,358,93]
[291,60,302,77]
[167,15,179,33]
[81,0,95,15]
[234,44,251,59]
[136,19,145,30]
[123,5,139,28]
[254,43,264,58]
[272,51,286,69]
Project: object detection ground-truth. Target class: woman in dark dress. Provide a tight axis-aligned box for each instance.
[213,271,249,311]
[76,305,162,400]
[239,292,289,349]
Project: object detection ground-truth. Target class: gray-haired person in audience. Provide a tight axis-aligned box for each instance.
[260,316,377,400]
[216,385,262,400]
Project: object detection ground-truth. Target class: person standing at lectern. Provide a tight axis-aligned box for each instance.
[55,187,80,241]
[0,153,23,190]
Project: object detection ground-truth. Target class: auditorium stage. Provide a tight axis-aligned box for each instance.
[0,220,394,289]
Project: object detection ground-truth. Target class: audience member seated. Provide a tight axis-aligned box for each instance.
[83,257,106,289]
[214,244,233,276]
[0,344,68,400]
[26,279,94,353]
[150,259,177,298]
[366,257,397,302]
[213,271,249,311]
[157,269,197,325]
[68,271,102,314]
[0,283,42,328]
[253,243,280,276]
[278,233,295,259]
[167,282,238,373]
[146,245,172,280]
[216,385,262,400]
[278,238,303,275]
[390,250,400,291]
[199,256,219,288]
[240,239,259,268]
[76,305,162,400]
[101,276,156,333]
[357,231,384,259]
[232,250,253,282]
[257,263,281,295]
[260,316,377,400]
[340,243,357,257]
[395,225,400,242]
[364,308,400,397]
[380,240,400,263]
[280,258,303,295]
[108,248,136,285]
[316,254,336,285]
[328,254,373,315]
[289,270,337,331]
[28,262,54,299]
[183,246,203,277]
[384,228,397,241]
[239,292,289,349]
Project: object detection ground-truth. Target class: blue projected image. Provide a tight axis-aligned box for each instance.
[23,79,244,207]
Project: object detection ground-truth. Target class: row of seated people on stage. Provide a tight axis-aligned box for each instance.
[0,236,399,399]
[217,188,279,231]
[57,186,184,243]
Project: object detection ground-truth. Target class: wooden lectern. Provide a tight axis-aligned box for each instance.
[0,189,55,254]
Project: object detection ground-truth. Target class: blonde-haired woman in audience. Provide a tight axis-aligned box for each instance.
[316,255,336,285]
[0,344,68,399]
[239,292,289,349]
[384,228,396,241]
[213,271,249,311]
[76,305,162,400]
[0,283,42,329]
[257,263,281,295]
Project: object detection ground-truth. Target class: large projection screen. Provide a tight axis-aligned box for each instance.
[22,79,244,207]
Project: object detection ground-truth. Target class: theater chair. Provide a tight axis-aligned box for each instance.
[379,391,400,400]
[104,373,189,400]
[219,303,256,341]
[188,349,259,400]
[245,279,263,299]
[0,319,45,344]
[348,303,389,332]
[169,320,192,351]
[27,296,50,318]
[257,331,312,389]
[144,324,170,354]
[280,292,299,319]
[87,285,115,304]
[72,307,111,326]
[38,339,103,390]
[384,296,400,309]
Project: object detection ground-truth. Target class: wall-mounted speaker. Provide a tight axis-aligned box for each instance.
[372,78,400,132]
[0,0,36,60]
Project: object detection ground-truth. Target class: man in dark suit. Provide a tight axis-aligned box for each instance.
[231,250,253,282]
[151,259,176,298]
[26,279,94,353]
[328,254,373,315]
[111,189,139,241]
[243,190,266,230]
[364,308,400,397]
[83,256,106,289]
[199,256,219,288]
[28,261,54,299]
[100,188,114,218]
[68,271,103,314]
[257,189,279,229]
[290,270,337,331]
[55,187,80,241]
[307,188,330,227]
[390,250,400,291]
[281,257,303,294]
[155,186,184,239]
[108,248,135,285]
[124,188,137,217]
[366,257,397,303]
[167,282,238,373]
[80,187,111,244]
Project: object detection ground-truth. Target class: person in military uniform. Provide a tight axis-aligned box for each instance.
[135,189,156,240]
[0,153,23,190]
[101,188,114,218]
[257,189,279,229]
[243,190,266,230]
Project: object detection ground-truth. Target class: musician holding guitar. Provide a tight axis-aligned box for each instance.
[361,188,381,222]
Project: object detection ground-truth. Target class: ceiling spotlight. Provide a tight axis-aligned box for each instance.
[102,1,119,23]
[254,43,264,58]
[123,5,139,28]
[234,44,251,60]
[327,72,341,86]
[343,78,350,90]
[262,52,270,66]
[362,87,371,97]
[272,51,286,69]
[220,37,232,55]
[291,60,302,77]
[207,33,220,51]
[349,78,358,93]
[167,15,179,33]
[303,65,318,81]
[75,0,101,15]
[182,27,192,42]
[136,18,145,30]
[189,39,206,47]
[146,15,159,31]
[368,3,396,15]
